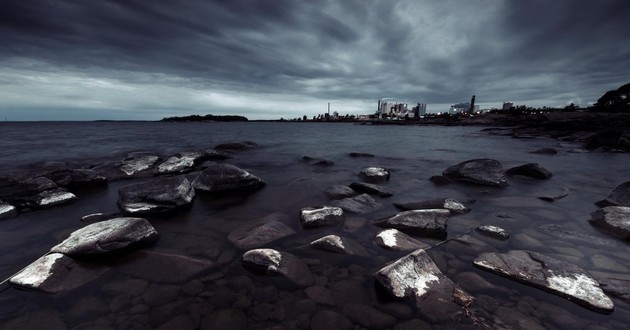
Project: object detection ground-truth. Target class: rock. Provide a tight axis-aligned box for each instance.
[118,176,195,215]
[305,286,335,305]
[473,250,614,312]
[0,200,18,219]
[200,308,249,330]
[9,253,105,293]
[586,128,626,150]
[393,319,432,330]
[349,182,392,197]
[309,235,368,256]
[429,175,453,185]
[476,225,509,240]
[442,158,509,187]
[120,154,159,176]
[324,185,356,199]
[101,278,149,296]
[300,206,344,228]
[44,169,107,189]
[192,163,265,194]
[597,181,630,207]
[50,217,158,256]
[359,167,390,182]
[341,303,396,328]
[348,152,375,158]
[141,284,181,307]
[591,272,630,303]
[373,209,449,238]
[35,188,78,208]
[302,156,334,166]
[590,206,630,238]
[530,147,558,155]
[331,193,383,214]
[241,248,314,287]
[374,229,430,251]
[118,250,215,284]
[310,310,352,330]
[156,315,196,330]
[214,140,259,151]
[506,163,553,179]
[393,198,469,214]
[21,176,58,192]
[1,309,67,330]
[538,188,569,202]
[158,150,229,174]
[80,212,121,223]
[537,224,617,247]
[228,212,295,249]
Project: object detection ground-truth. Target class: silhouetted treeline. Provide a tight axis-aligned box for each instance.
[161,114,248,122]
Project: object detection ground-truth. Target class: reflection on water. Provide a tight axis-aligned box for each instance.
[0,122,629,329]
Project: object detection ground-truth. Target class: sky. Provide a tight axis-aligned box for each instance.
[1,0,629,120]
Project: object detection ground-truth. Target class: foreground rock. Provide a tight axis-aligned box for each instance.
[10,253,106,293]
[0,177,75,210]
[309,234,368,256]
[506,163,553,179]
[325,185,357,199]
[374,229,430,251]
[44,169,107,189]
[0,200,18,219]
[120,154,159,176]
[393,198,469,214]
[331,193,383,214]
[228,213,295,249]
[373,209,449,238]
[590,206,630,239]
[349,182,393,197]
[597,181,630,207]
[158,150,228,174]
[474,250,614,313]
[241,248,314,287]
[476,225,509,240]
[442,159,508,187]
[359,167,390,182]
[118,176,195,215]
[50,217,158,256]
[300,206,344,228]
[118,250,215,284]
[192,162,265,194]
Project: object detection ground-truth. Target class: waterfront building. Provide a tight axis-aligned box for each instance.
[502,101,514,110]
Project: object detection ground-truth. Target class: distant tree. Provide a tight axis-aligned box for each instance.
[303,115,307,121]
[593,83,630,112]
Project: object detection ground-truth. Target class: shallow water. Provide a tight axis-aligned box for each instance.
[0,121,629,329]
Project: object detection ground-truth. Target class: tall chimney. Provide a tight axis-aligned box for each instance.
[469,95,476,113]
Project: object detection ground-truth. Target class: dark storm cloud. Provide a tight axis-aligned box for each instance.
[1,0,629,119]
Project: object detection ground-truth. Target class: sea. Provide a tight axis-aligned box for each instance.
[0,121,629,329]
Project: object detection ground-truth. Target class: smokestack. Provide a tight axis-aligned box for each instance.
[469,95,476,113]
[328,102,330,115]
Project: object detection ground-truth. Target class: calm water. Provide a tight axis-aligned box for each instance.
[0,121,629,329]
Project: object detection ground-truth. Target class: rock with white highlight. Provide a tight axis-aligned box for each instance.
[120,154,159,176]
[158,150,229,174]
[374,229,430,251]
[476,225,509,240]
[359,167,390,182]
[443,159,508,187]
[50,217,158,256]
[228,213,295,249]
[36,189,78,208]
[309,234,368,256]
[373,209,449,238]
[0,200,18,219]
[597,181,630,207]
[331,193,383,214]
[300,206,344,228]
[590,206,630,239]
[242,248,314,287]
[118,176,195,215]
[394,198,470,214]
[192,162,265,194]
[474,250,614,313]
[349,182,393,197]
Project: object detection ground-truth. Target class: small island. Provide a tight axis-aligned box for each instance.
[161,114,248,122]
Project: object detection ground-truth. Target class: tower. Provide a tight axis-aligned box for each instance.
[469,95,476,113]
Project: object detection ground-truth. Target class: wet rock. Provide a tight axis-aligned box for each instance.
[158,150,230,174]
[331,193,383,214]
[324,185,356,199]
[141,284,181,307]
[530,147,558,155]
[101,278,149,296]
[309,234,368,256]
[591,272,630,303]
[118,176,195,215]
[597,181,630,207]
[591,254,628,273]
[393,198,470,214]
[9,253,106,293]
[393,319,432,330]
[228,212,295,249]
[330,279,370,305]
[506,163,553,179]
[373,209,449,238]
[302,156,334,166]
[473,250,614,312]
[120,154,159,176]
[476,225,509,240]
[214,140,259,151]
[300,206,344,228]
[80,212,121,223]
[348,152,374,158]
[349,182,392,197]
[494,306,546,330]
[310,310,352,330]
[305,286,335,306]
[359,167,390,182]
[0,200,18,219]
[192,163,265,194]
[241,248,314,287]
[455,271,500,292]
[442,158,508,187]
[374,229,430,252]
[1,309,67,330]
[200,308,249,330]
[538,188,569,202]
[537,224,617,247]
[156,315,196,330]
[341,303,396,328]
[590,206,630,239]
[50,217,158,256]
[35,188,77,208]
[429,175,453,185]
[118,250,215,284]
[21,176,58,192]
[45,169,107,189]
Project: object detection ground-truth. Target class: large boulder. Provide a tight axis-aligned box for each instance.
[349,182,393,197]
[590,206,630,239]
[0,200,18,219]
[118,176,195,215]
[374,229,430,251]
[241,248,314,287]
[309,235,368,256]
[331,193,383,214]
[474,250,614,313]
[120,154,159,176]
[393,198,469,214]
[506,163,553,179]
[373,209,449,238]
[359,167,390,183]
[50,217,158,256]
[443,159,508,187]
[228,213,295,249]
[597,181,630,207]
[300,206,344,228]
[44,169,107,189]
[192,163,265,194]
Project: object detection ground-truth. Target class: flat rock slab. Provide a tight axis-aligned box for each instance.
[118,176,195,215]
[506,163,553,179]
[331,193,383,214]
[476,225,509,240]
[597,181,630,207]
[241,248,314,287]
[325,185,357,199]
[300,206,344,228]
[192,162,265,194]
[474,250,614,313]
[50,217,158,256]
[590,206,630,239]
[373,209,449,238]
[118,250,215,284]
[359,167,390,182]
[10,253,106,293]
[120,154,159,176]
[374,229,430,251]
[228,213,295,249]
[0,201,18,219]
[349,182,392,197]
[443,158,508,187]
[309,234,368,256]
[393,198,469,214]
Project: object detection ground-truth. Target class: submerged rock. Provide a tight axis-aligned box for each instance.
[50,217,158,256]
[393,198,469,214]
[228,213,295,249]
[443,158,508,187]
[325,185,357,199]
[530,148,558,155]
[215,141,260,151]
[192,162,265,194]
[506,163,553,179]
[118,250,215,284]
[429,175,453,185]
[373,209,449,238]
[300,206,344,228]
[596,181,630,207]
[359,167,390,182]
[118,176,195,215]
[476,225,509,240]
[0,200,18,219]
[374,229,430,251]
[537,224,617,247]
[349,182,393,197]
[474,250,614,313]
[590,206,630,239]
[309,234,368,256]
[348,152,375,158]
[538,188,569,202]
[35,188,78,208]
[241,248,314,287]
[44,169,107,189]
[331,193,383,214]
[120,154,159,176]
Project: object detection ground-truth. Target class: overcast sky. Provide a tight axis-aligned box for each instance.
[1,0,629,120]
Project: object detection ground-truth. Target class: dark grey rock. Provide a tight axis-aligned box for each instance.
[21,176,58,192]
[538,188,569,202]
[506,163,553,179]
[429,175,453,185]
[0,200,18,219]
[348,152,375,158]
[1,309,68,330]
[50,217,158,256]
[311,310,352,330]
[590,206,630,239]
[331,193,383,214]
[118,250,215,284]
[591,272,630,304]
[305,286,335,306]
[349,182,393,197]
[241,248,314,287]
[359,167,390,182]
[228,212,295,249]
[118,176,195,215]
[300,206,344,228]
[302,156,334,166]
[476,225,509,240]
[214,140,260,151]
[324,185,356,199]
[200,308,248,330]
[474,250,614,312]
[141,284,181,307]
[156,315,196,330]
[393,198,469,214]
[120,154,159,176]
[341,303,396,328]
[101,278,149,296]
[597,181,630,207]
[374,229,430,251]
[373,209,449,238]
[443,158,508,187]
[192,162,265,194]
[44,169,107,189]
[530,147,558,155]
[309,235,368,256]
